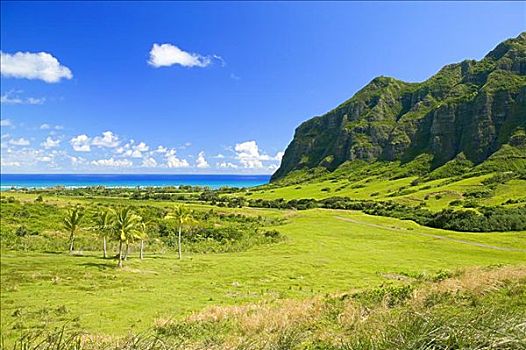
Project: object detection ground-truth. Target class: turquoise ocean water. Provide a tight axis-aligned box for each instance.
[0,174,270,190]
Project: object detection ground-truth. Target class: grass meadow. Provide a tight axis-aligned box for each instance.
[1,192,525,346]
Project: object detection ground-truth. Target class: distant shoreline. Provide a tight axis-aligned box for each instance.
[0,174,270,190]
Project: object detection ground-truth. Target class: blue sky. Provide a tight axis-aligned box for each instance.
[1,1,525,174]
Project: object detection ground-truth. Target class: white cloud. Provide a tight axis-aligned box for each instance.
[148,43,216,68]
[26,97,46,104]
[70,134,91,152]
[1,91,45,105]
[234,140,265,168]
[155,145,168,153]
[196,151,209,168]
[1,119,12,127]
[1,160,21,167]
[8,137,30,146]
[232,141,284,170]
[129,150,143,158]
[142,157,158,167]
[218,161,238,169]
[38,156,53,162]
[69,155,87,165]
[41,137,60,149]
[1,51,73,83]
[117,141,149,158]
[165,149,190,168]
[91,158,133,167]
[135,142,149,152]
[179,142,192,150]
[40,123,63,130]
[92,131,120,148]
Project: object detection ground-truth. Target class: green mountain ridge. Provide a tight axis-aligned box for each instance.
[272,32,526,182]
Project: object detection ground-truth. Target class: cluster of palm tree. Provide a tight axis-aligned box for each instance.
[63,204,194,267]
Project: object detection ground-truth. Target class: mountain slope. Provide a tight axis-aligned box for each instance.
[272,32,526,182]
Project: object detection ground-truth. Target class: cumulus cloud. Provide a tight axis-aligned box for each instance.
[91,158,133,167]
[155,145,168,153]
[135,142,149,152]
[234,140,266,168]
[1,91,45,105]
[232,140,284,169]
[218,161,238,169]
[8,137,30,146]
[70,134,91,152]
[92,131,120,148]
[165,149,190,168]
[148,43,221,68]
[196,151,209,168]
[1,51,73,83]
[142,157,158,167]
[41,137,60,149]
[117,141,149,158]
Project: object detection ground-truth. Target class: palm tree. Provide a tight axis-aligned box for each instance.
[113,207,140,268]
[64,205,84,253]
[94,208,114,258]
[135,218,150,260]
[165,205,195,259]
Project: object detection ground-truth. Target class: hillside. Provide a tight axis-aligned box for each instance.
[272,32,526,182]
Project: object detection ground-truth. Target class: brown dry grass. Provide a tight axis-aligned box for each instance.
[147,265,526,350]
[413,265,526,304]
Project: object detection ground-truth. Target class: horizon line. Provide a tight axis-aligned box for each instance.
[0,173,272,176]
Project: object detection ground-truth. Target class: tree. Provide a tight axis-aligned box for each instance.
[94,208,114,258]
[64,205,84,253]
[165,205,195,259]
[113,207,140,268]
[135,218,150,260]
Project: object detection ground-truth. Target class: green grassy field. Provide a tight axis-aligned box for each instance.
[243,172,526,211]
[2,193,525,344]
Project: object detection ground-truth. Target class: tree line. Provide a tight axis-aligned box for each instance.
[198,194,526,232]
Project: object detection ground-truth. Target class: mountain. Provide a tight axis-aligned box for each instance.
[271,33,526,182]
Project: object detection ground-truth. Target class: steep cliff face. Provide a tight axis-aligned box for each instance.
[272,33,526,182]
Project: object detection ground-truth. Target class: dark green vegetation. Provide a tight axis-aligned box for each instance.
[0,195,284,255]
[272,32,526,181]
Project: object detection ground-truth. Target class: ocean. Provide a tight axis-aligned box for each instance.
[0,174,270,190]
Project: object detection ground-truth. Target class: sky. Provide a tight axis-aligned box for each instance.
[1,1,525,174]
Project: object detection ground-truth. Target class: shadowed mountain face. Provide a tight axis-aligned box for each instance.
[272,33,526,182]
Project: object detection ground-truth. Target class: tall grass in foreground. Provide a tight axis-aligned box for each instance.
[6,266,526,350]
